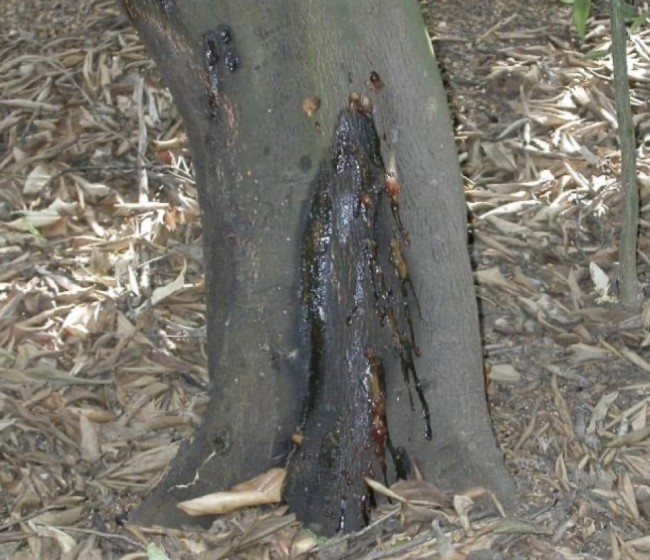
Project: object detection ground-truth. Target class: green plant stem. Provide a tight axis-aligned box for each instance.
[610,0,640,309]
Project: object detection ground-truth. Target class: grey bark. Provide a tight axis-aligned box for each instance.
[120,0,516,534]
[610,0,640,309]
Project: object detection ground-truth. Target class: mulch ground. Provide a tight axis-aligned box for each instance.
[1,1,649,558]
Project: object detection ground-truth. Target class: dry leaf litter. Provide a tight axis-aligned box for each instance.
[0,0,649,558]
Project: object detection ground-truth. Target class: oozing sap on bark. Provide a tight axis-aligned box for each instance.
[202,25,240,119]
[286,96,431,534]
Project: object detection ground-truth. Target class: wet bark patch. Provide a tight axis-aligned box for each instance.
[285,94,431,535]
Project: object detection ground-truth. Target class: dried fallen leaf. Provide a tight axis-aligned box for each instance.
[618,472,640,523]
[28,522,76,554]
[364,477,406,502]
[589,261,613,302]
[567,343,609,364]
[177,468,286,516]
[619,347,650,374]
[147,262,187,308]
[454,494,474,532]
[71,174,112,198]
[481,141,518,171]
[32,506,85,527]
[604,426,650,448]
[291,529,318,558]
[24,163,55,195]
[587,391,618,435]
[488,363,522,384]
[390,479,452,507]
[79,413,101,463]
[475,266,520,293]
[5,198,77,231]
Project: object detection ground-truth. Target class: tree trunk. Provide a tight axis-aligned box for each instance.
[120,0,516,535]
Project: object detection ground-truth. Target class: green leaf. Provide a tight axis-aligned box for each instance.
[573,0,591,39]
[584,48,609,60]
[630,10,650,32]
[147,543,171,560]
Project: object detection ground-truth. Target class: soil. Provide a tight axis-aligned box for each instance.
[430,0,650,558]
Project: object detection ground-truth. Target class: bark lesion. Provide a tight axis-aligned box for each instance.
[286,93,431,534]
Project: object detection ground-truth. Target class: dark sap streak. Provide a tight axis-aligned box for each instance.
[296,94,431,532]
[203,30,220,94]
[223,49,240,72]
[302,98,432,440]
[216,24,233,44]
[366,238,432,441]
[202,24,239,118]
